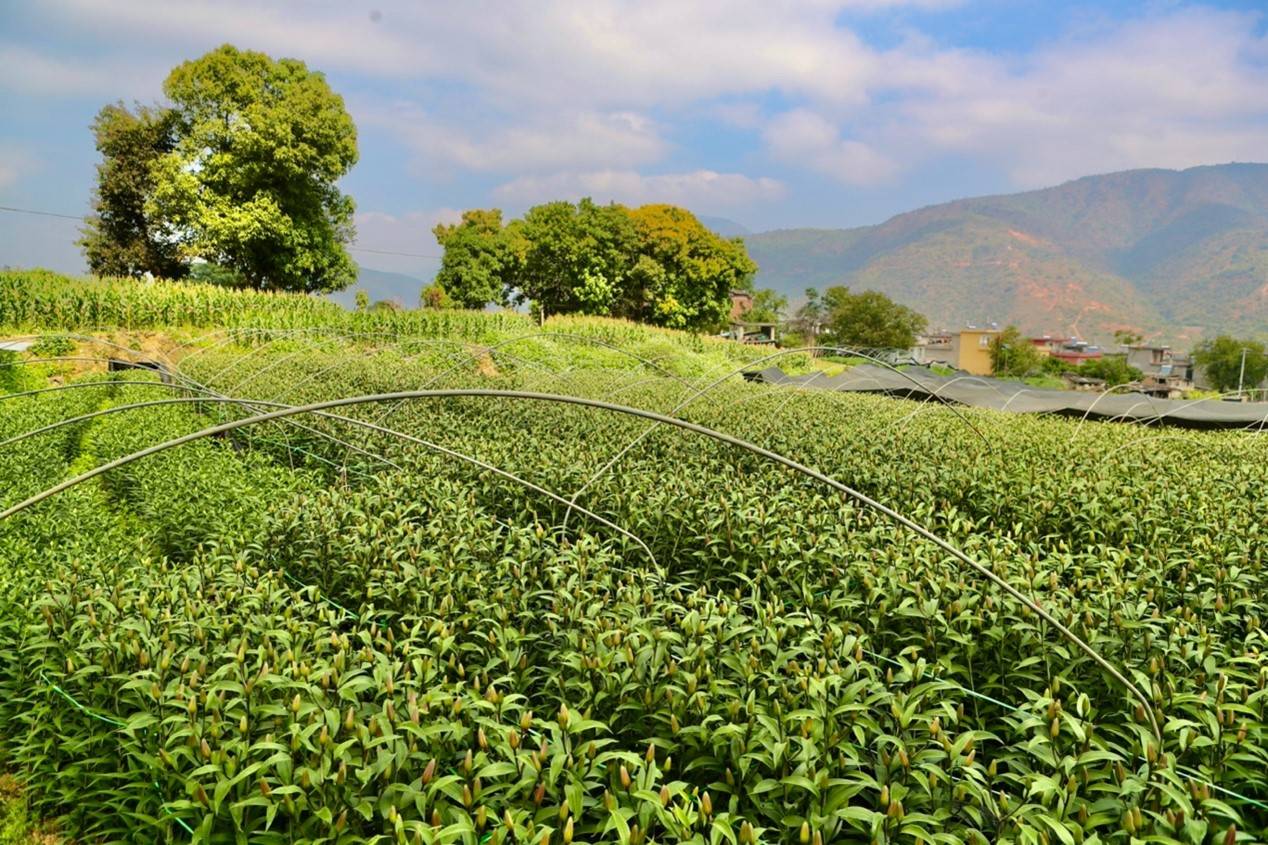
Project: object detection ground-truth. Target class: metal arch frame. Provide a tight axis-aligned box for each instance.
[0,378,402,479]
[0,394,658,569]
[355,329,701,426]
[0,380,216,405]
[187,327,478,392]
[0,334,204,392]
[559,344,994,536]
[0,356,156,372]
[1068,384,1162,443]
[0,387,1161,743]
[335,330,713,478]
[0,333,182,368]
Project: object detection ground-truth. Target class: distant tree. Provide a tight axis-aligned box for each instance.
[432,210,516,308]
[743,289,787,323]
[80,103,186,279]
[369,299,403,312]
[1194,335,1268,392]
[419,282,453,309]
[148,44,359,293]
[820,287,927,350]
[354,290,369,312]
[988,325,1045,377]
[1113,329,1144,348]
[624,204,756,330]
[188,261,247,288]
[786,288,826,346]
[1076,356,1143,386]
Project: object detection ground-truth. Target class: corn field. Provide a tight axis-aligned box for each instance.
[0,272,764,373]
[0,318,1266,844]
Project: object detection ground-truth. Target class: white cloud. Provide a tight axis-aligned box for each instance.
[887,7,1268,186]
[358,105,666,175]
[354,209,461,251]
[34,0,881,107]
[739,7,1268,188]
[0,146,38,190]
[8,1,1268,204]
[763,109,899,185]
[32,0,423,79]
[493,169,785,210]
[0,44,167,97]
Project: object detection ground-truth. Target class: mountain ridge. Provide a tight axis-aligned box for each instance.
[746,163,1268,343]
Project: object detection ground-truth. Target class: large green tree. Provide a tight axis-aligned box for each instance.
[432,210,515,309]
[509,199,638,318]
[819,287,927,350]
[1194,335,1268,393]
[625,204,756,330]
[148,45,359,292]
[80,103,186,279]
[430,199,757,329]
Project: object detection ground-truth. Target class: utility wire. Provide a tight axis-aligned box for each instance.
[0,204,82,221]
[0,204,441,259]
[346,245,442,259]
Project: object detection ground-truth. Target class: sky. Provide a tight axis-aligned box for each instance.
[2,0,1268,279]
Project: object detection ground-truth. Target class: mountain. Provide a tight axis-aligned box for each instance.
[698,216,751,237]
[747,163,1268,343]
[328,265,427,309]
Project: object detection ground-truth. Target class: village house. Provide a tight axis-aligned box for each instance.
[1127,344,1195,398]
[913,331,955,366]
[948,327,999,375]
[722,289,778,345]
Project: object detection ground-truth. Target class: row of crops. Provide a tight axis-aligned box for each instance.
[0,271,766,374]
[0,331,1266,843]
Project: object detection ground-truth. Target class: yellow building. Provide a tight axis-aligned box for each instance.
[950,328,999,375]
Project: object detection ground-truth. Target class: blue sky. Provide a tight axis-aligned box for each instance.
[2,0,1267,279]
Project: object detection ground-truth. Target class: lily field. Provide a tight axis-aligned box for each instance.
[0,273,1266,844]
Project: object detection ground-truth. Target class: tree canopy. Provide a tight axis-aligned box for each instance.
[624,204,756,329]
[136,45,359,292]
[1194,335,1268,393]
[429,200,757,331]
[511,199,639,319]
[433,210,516,309]
[988,325,1046,378]
[80,103,186,279]
[818,287,927,350]
[742,289,788,324]
[1073,356,1142,386]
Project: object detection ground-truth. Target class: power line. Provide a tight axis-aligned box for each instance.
[0,204,82,221]
[0,204,441,259]
[347,245,442,260]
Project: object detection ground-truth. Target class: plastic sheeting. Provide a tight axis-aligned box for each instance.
[750,364,1268,429]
